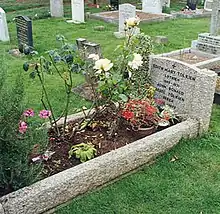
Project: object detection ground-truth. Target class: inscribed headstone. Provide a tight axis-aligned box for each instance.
[150,56,217,132]
[15,16,33,52]
[119,4,136,33]
[0,7,10,42]
[50,0,64,17]
[68,0,85,23]
[142,0,162,14]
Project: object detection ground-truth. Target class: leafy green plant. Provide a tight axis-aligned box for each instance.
[23,35,83,136]
[0,56,47,195]
[68,143,97,162]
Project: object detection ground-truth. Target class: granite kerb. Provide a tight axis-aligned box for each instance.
[156,47,217,59]
[0,118,199,214]
[89,11,173,24]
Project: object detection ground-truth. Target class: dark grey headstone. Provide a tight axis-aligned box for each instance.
[15,16,33,52]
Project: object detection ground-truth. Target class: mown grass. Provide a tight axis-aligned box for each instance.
[0,17,210,115]
[1,15,220,213]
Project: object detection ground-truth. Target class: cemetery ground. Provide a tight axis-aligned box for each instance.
[1,17,220,213]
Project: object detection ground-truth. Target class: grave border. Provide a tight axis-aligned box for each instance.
[0,113,199,214]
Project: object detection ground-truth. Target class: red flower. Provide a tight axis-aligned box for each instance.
[121,110,134,120]
[146,105,157,116]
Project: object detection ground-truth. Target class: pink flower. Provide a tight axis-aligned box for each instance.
[23,109,35,117]
[19,121,28,134]
[39,110,51,119]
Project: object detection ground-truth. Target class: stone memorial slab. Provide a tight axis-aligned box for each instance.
[0,7,10,42]
[114,4,139,38]
[50,0,64,17]
[150,56,217,132]
[204,0,213,11]
[142,0,162,14]
[67,0,85,23]
[15,16,33,52]
[76,38,102,59]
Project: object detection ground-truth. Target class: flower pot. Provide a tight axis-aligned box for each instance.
[132,126,156,138]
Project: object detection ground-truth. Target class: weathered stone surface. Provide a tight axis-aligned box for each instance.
[150,56,217,133]
[196,33,220,55]
[0,204,4,214]
[0,119,199,214]
[154,35,168,44]
[50,0,64,17]
[210,0,220,36]
[195,56,220,94]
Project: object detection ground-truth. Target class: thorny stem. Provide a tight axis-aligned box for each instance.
[36,65,60,135]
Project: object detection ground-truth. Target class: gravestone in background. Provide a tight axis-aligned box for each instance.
[67,0,84,23]
[142,0,162,14]
[204,0,213,11]
[76,38,102,59]
[210,0,220,36]
[0,7,10,42]
[110,0,119,10]
[150,56,217,132]
[193,0,220,55]
[15,16,33,52]
[187,0,197,10]
[50,0,64,17]
[114,4,139,38]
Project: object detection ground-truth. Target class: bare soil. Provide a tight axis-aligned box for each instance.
[43,110,178,177]
[169,52,210,64]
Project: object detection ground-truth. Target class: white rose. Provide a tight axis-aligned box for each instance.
[93,58,113,73]
[128,53,143,70]
[88,54,100,61]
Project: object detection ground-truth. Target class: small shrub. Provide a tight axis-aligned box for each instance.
[0,58,47,195]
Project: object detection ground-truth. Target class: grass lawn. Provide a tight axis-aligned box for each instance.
[1,15,220,213]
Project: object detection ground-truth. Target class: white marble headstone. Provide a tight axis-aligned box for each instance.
[0,7,9,42]
[50,0,64,17]
[204,0,213,11]
[142,0,162,14]
[68,0,84,23]
[118,4,136,33]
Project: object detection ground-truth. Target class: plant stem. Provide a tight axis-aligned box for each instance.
[36,65,60,135]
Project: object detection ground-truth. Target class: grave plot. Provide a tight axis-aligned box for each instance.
[195,57,220,104]
[90,2,172,25]
[157,48,217,64]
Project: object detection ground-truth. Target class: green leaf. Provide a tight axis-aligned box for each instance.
[29,71,36,79]
[23,62,29,72]
[119,94,128,102]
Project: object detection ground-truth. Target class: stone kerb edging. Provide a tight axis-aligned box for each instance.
[0,119,199,214]
[156,47,217,59]
[149,56,217,133]
[89,11,173,24]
